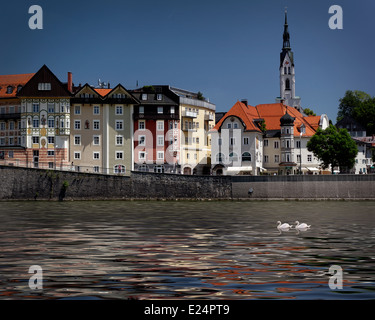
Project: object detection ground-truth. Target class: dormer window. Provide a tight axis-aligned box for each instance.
[38,83,51,91]
[6,86,13,94]
[141,94,147,101]
[156,94,162,101]
[17,85,23,92]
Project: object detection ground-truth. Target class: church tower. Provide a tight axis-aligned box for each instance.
[276,10,303,113]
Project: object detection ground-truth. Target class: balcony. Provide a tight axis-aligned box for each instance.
[134,113,179,121]
[204,113,214,121]
[0,113,21,121]
[183,110,198,118]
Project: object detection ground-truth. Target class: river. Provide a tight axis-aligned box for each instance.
[0,200,374,299]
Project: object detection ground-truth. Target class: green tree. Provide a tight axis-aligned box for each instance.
[337,90,375,135]
[304,108,316,116]
[307,124,358,173]
[197,91,205,101]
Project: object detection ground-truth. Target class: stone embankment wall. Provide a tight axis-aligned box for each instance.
[0,166,232,200]
[0,165,374,200]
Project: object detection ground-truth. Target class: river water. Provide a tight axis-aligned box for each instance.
[0,200,374,300]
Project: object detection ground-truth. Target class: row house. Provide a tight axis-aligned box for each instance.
[0,72,35,164]
[170,87,216,175]
[0,65,216,175]
[210,100,329,175]
[131,86,180,174]
[70,83,138,174]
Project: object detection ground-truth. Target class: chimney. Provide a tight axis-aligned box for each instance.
[67,72,73,93]
[107,82,110,89]
[241,99,248,106]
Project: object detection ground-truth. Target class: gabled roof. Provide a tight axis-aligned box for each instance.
[17,65,71,97]
[213,101,320,137]
[94,88,112,97]
[0,73,35,98]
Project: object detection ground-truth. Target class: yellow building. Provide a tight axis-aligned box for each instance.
[171,87,215,175]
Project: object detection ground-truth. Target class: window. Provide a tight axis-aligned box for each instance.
[33,104,39,113]
[243,137,249,145]
[218,138,222,146]
[242,152,251,162]
[284,67,287,74]
[38,83,51,91]
[93,120,100,130]
[48,103,55,113]
[274,155,280,163]
[157,151,164,160]
[264,155,269,163]
[47,136,55,144]
[170,106,175,114]
[6,86,13,94]
[93,135,100,145]
[139,151,146,160]
[274,141,279,149]
[8,138,14,146]
[157,135,164,146]
[141,93,147,101]
[233,123,238,129]
[116,135,123,145]
[216,153,224,162]
[74,135,81,145]
[230,137,235,145]
[138,120,145,130]
[8,151,14,158]
[33,119,39,128]
[72,120,80,130]
[9,121,15,130]
[157,106,163,114]
[0,122,5,130]
[139,135,145,146]
[32,136,39,144]
[139,106,144,114]
[154,165,164,173]
[157,120,164,131]
[0,138,4,146]
[93,106,100,115]
[285,78,290,90]
[93,152,100,160]
[286,140,290,148]
[116,120,123,130]
[227,123,231,129]
[114,165,126,174]
[116,106,123,115]
[94,166,100,173]
[296,140,301,148]
[48,118,55,128]
[74,152,81,160]
[307,154,312,162]
[297,154,301,162]
[116,151,123,160]
[75,106,81,115]
[157,94,163,101]
[229,152,238,162]
[47,150,55,156]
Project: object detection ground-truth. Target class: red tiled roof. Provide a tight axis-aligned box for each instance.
[213,101,321,137]
[94,88,111,97]
[0,73,35,98]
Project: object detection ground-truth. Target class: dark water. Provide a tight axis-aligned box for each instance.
[0,200,374,300]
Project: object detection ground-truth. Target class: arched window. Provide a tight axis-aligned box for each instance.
[114,165,126,174]
[229,152,238,162]
[285,79,290,90]
[216,153,224,163]
[242,152,251,162]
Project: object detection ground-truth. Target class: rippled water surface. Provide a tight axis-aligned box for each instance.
[0,201,374,299]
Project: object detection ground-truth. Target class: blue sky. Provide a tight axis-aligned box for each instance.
[1,0,375,122]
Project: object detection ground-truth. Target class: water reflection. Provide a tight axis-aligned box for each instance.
[0,201,374,299]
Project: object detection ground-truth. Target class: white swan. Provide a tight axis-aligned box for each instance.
[277,221,292,230]
[295,221,311,229]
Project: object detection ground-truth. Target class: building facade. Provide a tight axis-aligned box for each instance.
[70,83,138,174]
[171,87,216,175]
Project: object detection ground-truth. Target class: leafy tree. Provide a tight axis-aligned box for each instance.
[307,124,358,173]
[197,91,205,101]
[304,108,316,116]
[337,90,375,135]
